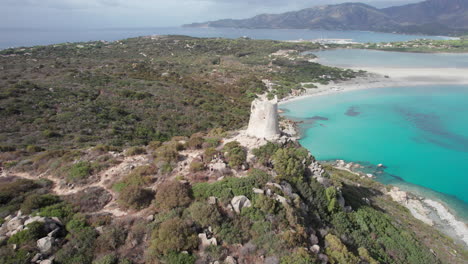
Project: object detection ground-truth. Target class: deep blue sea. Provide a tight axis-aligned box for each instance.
[0,27,451,50]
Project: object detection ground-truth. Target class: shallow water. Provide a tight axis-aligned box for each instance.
[313,49,468,68]
[281,85,468,220]
[0,27,450,49]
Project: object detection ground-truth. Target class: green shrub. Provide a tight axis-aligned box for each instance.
[272,147,312,184]
[325,187,340,213]
[222,141,246,169]
[0,145,16,152]
[154,143,180,164]
[92,144,121,153]
[358,247,379,264]
[8,221,47,246]
[20,194,60,214]
[0,247,31,264]
[217,217,251,245]
[96,226,128,251]
[55,214,97,264]
[203,147,219,161]
[39,202,75,223]
[42,129,61,138]
[0,179,38,205]
[189,160,205,172]
[125,146,146,156]
[253,195,281,215]
[325,234,360,264]
[55,227,97,264]
[187,134,204,149]
[302,83,317,89]
[280,248,315,264]
[26,145,44,153]
[150,217,198,254]
[203,137,220,148]
[118,185,154,209]
[164,252,196,264]
[154,181,192,211]
[192,169,270,201]
[187,202,222,228]
[67,161,93,182]
[252,142,280,166]
[113,165,156,192]
[92,254,118,264]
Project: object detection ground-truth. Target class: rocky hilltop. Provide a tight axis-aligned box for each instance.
[185,0,468,35]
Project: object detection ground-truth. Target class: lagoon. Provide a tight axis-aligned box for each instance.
[314,49,468,68]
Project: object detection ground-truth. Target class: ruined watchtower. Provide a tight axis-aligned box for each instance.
[246,96,280,139]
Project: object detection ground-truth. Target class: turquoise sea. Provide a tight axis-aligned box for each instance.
[281,85,468,220]
[282,48,468,221]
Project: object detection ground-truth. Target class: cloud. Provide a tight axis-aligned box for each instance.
[0,0,124,9]
[0,0,418,9]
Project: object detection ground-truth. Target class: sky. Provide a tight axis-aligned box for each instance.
[1,0,421,29]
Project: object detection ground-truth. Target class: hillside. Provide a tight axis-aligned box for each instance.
[0,36,356,150]
[185,0,468,35]
[1,36,467,264]
[187,3,398,32]
[1,126,467,264]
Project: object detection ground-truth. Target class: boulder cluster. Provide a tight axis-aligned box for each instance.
[0,211,62,264]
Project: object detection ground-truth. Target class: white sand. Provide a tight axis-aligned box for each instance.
[280,67,468,104]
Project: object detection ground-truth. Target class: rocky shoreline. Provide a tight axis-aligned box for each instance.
[329,159,468,248]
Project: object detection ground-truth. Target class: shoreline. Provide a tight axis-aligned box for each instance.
[279,67,468,105]
[330,159,468,248]
[277,67,468,248]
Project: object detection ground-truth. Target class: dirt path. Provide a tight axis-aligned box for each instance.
[1,155,150,217]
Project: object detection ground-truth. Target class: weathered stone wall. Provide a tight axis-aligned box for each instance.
[246,97,280,139]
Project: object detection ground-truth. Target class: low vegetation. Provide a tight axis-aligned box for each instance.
[0,36,360,150]
[1,36,466,264]
[354,37,468,53]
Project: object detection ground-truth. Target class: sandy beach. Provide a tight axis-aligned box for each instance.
[280,67,468,104]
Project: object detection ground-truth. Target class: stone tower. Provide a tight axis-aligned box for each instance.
[246,96,280,139]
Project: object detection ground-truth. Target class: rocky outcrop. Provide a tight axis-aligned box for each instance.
[231,196,252,214]
[246,97,280,140]
[198,233,217,247]
[37,236,54,254]
[0,210,63,259]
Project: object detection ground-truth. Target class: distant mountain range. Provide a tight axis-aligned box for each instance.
[185,0,468,35]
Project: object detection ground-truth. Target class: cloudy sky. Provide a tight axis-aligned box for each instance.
[1,0,420,29]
